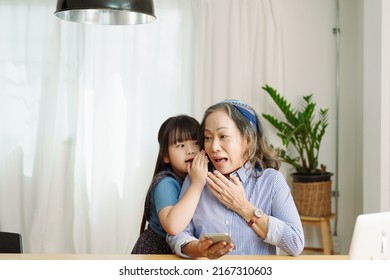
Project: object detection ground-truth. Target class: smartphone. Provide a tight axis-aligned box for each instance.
[200,233,233,244]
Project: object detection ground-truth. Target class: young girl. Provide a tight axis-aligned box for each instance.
[131,114,208,254]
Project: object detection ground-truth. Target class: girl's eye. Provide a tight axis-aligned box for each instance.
[193,141,199,146]
[176,143,185,148]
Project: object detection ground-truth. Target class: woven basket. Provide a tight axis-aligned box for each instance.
[292,180,332,217]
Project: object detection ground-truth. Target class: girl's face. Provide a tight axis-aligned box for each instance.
[203,110,249,175]
[164,139,200,179]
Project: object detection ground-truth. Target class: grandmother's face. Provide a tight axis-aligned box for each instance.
[203,110,248,175]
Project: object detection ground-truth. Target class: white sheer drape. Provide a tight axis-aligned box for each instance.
[0,0,193,253]
[191,0,284,120]
[0,0,283,253]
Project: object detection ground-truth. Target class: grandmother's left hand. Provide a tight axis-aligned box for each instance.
[206,170,249,213]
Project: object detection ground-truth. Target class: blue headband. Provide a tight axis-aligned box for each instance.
[224,99,257,129]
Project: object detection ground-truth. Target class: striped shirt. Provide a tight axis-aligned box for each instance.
[166,163,304,257]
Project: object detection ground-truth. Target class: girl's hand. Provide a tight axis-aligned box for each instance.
[206,170,249,213]
[187,150,208,188]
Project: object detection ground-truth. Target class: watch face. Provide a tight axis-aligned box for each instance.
[254,208,264,218]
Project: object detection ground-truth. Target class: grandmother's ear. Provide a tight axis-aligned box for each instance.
[245,135,251,145]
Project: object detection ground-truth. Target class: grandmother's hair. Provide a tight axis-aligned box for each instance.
[198,100,280,171]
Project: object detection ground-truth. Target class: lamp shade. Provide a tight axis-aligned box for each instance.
[54,0,156,25]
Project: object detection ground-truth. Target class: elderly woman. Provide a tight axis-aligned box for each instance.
[167,99,304,259]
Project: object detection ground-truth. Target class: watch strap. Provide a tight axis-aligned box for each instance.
[247,218,256,227]
[247,208,264,227]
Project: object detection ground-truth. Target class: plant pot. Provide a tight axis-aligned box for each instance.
[291,172,333,182]
[291,172,333,217]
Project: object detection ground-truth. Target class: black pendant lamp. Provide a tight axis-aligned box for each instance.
[55,0,156,25]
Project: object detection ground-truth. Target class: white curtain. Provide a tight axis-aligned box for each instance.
[0,0,283,253]
[0,0,194,253]
[191,0,284,120]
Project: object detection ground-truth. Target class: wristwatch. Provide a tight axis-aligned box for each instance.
[247,208,264,227]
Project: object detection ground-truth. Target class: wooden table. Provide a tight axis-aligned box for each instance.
[0,253,348,260]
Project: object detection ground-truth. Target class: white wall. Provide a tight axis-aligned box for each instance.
[280,0,365,254]
[280,0,338,251]
[338,0,364,254]
[282,0,390,254]
[281,0,337,175]
[363,0,390,213]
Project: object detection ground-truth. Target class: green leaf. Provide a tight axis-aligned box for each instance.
[261,85,329,174]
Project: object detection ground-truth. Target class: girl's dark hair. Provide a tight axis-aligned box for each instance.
[153,114,200,176]
[198,102,280,171]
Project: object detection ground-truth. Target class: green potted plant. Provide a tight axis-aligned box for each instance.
[261,84,333,217]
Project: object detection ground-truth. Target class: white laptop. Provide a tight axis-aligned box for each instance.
[348,212,390,260]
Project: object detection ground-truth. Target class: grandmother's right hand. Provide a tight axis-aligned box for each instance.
[198,236,234,259]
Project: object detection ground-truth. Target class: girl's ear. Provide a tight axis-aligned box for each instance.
[163,154,170,164]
